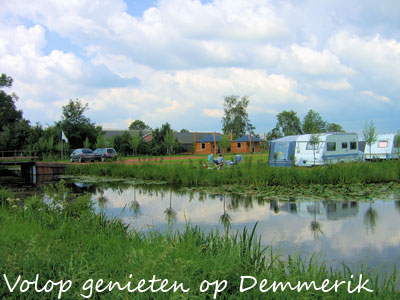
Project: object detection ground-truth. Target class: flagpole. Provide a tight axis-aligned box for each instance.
[61,131,63,161]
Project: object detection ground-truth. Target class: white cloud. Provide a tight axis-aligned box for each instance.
[281,44,354,76]
[329,32,400,85]
[1,0,400,132]
[203,109,223,118]
[361,90,392,104]
[313,79,353,91]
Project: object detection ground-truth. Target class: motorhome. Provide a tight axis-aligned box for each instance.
[268,133,363,167]
[364,133,400,160]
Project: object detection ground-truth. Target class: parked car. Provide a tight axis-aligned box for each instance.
[93,148,118,162]
[70,148,95,163]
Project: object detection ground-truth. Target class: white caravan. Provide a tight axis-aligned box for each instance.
[364,133,400,160]
[268,133,363,167]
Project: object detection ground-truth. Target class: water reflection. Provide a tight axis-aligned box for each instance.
[164,188,177,225]
[2,175,400,275]
[130,189,140,217]
[395,201,400,214]
[310,202,324,240]
[364,201,378,234]
[219,195,231,231]
[70,181,400,275]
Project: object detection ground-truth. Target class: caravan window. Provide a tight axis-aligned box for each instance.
[350,142,357,150]
[341,142,348,149]
[327,142,336,151]
[378,141,388,148]
[275,142,290,160]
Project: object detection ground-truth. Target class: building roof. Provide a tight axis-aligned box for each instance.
[173,132,214,144]
[233,135,263,142]
[196,133,223,143]
[272,132,358,143]
[103,129,152,140]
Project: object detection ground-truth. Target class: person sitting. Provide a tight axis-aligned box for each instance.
[216,154,224,168]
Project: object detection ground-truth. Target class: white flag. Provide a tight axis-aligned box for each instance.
[61,130,68,143]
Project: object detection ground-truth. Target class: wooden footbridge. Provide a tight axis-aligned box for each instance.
[0,161,67,175]
[0,151,67,175]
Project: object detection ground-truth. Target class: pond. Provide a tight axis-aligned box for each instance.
[2,174,400,276]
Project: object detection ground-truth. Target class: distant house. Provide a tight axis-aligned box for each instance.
[195,133,224,155]
[173,132,214,153]
[103,129,152,141]
[231,134,262,153]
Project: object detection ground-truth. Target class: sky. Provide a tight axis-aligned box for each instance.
[1,0,399,134]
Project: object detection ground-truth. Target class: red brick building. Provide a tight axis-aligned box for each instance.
[194,133,224,155]
[231,134,262,153]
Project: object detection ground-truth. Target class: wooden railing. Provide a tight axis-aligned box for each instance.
[0,150,38,160]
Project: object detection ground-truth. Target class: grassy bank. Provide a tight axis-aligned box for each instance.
[66,160,400,187]
[0,186,398,299]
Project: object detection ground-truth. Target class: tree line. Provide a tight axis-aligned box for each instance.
[221,95,344,141]
[0,74,183,158]
[1,73,351,158]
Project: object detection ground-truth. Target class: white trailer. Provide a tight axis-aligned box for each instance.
[364,133,400,160]
[269,133,364,167]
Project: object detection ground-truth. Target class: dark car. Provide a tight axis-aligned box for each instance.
[93,148,118,162]
[70,148,95,163]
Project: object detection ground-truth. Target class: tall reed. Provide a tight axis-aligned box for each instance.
[66,160,400,188]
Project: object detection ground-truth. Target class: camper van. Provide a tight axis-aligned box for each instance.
[269,133,363,167]
[364,133,400,160]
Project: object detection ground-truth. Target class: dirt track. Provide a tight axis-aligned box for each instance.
[123,156,204,164]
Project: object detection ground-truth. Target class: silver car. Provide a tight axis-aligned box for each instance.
[93,148,118,162]
[70,148,95,163]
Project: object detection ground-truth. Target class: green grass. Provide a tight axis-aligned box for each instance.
[65,160,400,188]
[117,153,269,164]
[0,185,398,299]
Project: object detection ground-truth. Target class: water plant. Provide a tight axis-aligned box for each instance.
[66,160,400,188]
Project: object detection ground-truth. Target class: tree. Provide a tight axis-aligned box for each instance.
[222,95,255,139]
[363,120,377,160]
[394,131,400,159]
[180,128,189,133]
[302,110,326,134]
[106,136,114,148]
[151,123,181,155]
[219,134,230,154]
[275,110,302,136]
[130,133,140,156]
[0,73,13,87]
[114,131,131,155]
[326,122,345,133]
[58,99,101,150]
[129,120,151,130]
[95,133,107,149]
[0,73,31,151]
[266,126,283,141]
[83,137,90,148]
[163,129,175,155]
[309,134,321,165]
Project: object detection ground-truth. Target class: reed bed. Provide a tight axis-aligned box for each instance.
[0,186,398,299]
[66,160,400,188]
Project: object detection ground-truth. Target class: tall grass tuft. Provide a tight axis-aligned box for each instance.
[66,160,400,188]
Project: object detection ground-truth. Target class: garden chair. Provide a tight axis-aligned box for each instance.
[227,155,242,166]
